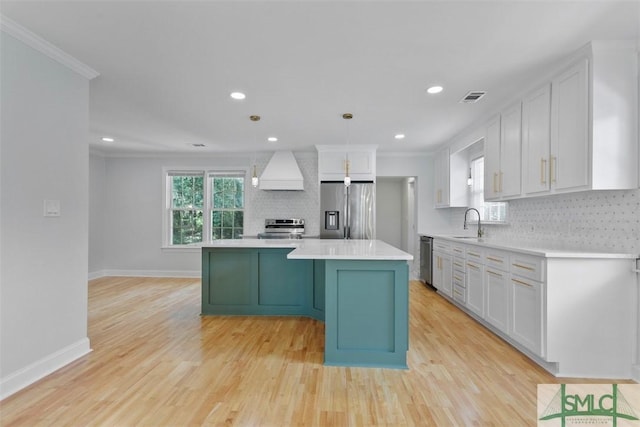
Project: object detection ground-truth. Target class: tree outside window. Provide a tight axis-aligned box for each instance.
[166,171,245,246]
[211,176,244,240]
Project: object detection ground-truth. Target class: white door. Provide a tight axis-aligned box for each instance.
[500,102,522,198]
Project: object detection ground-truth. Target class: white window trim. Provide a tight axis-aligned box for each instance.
[162,166,250,249]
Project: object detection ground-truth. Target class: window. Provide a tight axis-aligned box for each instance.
[165,170,245,246]
[469,156,507,222]
[210,175,244,240]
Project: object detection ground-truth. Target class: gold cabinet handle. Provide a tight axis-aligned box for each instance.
[487,269,503,278]
[512,263,535,272]
[486,256,504,263]
[512,278,533,288]
[466,263,480,270]
[493,172,498,193]
[550,156,556,183]
[499,171,503,193]
[540,158,547,184]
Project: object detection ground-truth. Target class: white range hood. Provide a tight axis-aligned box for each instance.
[259,151,304,191]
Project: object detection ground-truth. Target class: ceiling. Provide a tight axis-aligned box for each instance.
[1,1,639,155]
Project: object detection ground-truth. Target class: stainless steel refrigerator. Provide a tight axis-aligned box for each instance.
[320,181,375,239]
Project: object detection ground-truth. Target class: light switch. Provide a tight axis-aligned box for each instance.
[44,199,61,217]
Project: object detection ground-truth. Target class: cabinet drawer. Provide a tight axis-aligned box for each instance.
[433,240,452,254]
[452,269,466,288]
[510,254,545,282]
[485,250,509,271]
[453,283,466,304]
[452,244,466,257]
[452,257,465,274]
[465,247,483,262]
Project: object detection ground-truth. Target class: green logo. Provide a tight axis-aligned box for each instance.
[539,384,639,427]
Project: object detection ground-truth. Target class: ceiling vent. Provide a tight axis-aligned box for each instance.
[460,91,487,103]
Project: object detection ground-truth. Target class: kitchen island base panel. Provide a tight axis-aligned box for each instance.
[324,260,409,369]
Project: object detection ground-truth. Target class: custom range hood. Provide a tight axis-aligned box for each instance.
[259,151,304,190]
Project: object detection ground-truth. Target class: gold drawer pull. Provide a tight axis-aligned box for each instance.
[513,263,535,271]
[487,270,503,278]
[468,252,480,257]
[512,278,533,288]
[466,263,480,270]
[486,256,504,263]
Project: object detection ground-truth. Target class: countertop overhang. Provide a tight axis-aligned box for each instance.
[201,238,414,261]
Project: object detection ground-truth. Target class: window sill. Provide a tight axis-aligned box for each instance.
[161,245,203,252]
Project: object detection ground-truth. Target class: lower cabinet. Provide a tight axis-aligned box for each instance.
[433,251,453,297]
[509,275,544,356]
[484,267,509,333]
[465,259,484,317]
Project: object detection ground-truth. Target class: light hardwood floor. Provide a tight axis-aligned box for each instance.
[0,278,630,426]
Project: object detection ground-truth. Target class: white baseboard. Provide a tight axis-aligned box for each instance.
[88,270,106,280]
[94,269,200,279]
[0,338,91,401]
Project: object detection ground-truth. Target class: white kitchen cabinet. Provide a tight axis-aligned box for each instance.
[484,115,501,201]
[522,84,552,195]
[431,237,637,378]
[432,240,453,298]
[484,266,509,334]
[484,102,522,201]
[434,148,468,208]
[465,256,484,318]
[528,42,637,196]
[550,59,589,192]
[316,145,377,182]
[509,274,544,357]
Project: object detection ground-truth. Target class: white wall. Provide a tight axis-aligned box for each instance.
[92,152,318,277]
[0,33,91,398]
[376,178,403,249]
[89,153,107,278]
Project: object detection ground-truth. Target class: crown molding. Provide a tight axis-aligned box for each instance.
[0,14,99,80]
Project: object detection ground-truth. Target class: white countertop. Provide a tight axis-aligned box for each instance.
[201,238,413,261]
[428,234,639,259]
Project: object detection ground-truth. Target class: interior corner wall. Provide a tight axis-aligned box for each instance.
[0,33,91,399]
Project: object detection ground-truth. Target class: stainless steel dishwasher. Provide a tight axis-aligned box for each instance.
[419,235,433,287]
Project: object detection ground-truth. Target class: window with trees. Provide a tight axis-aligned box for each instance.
[166,170,245,246]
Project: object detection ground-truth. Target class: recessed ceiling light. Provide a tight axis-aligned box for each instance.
[267,137,278,142]
[230,92,246,100]
[394,134,405,140]
[426,86,443,94]
[101,137,114,142]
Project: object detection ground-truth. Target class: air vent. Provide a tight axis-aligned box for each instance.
[192,143,206,147]
[460,91,487,103]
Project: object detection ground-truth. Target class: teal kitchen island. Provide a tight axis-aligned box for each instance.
[201,239,413,369]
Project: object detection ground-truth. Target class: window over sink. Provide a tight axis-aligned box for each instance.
[164,169,245,246]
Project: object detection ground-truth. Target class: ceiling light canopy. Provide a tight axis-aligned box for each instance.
[426,86,443,94]
[230,92,246,100]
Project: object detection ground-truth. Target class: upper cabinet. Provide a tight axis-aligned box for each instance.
[316,145,377,182]
[484,102,522,201]
[521,83,552,195]
[434,148,467,208]
[486,41,638,201]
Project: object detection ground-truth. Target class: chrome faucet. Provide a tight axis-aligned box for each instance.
[464,208,483,238]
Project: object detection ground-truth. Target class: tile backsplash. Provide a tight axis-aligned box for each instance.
[245,152,320,236]
[453,189,640,253]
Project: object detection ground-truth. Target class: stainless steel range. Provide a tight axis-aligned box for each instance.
[257,218,305,239]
